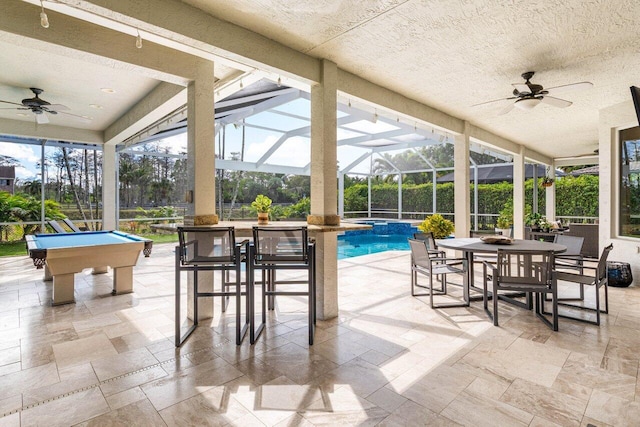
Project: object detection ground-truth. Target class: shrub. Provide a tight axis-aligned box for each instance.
[418,214,455,239]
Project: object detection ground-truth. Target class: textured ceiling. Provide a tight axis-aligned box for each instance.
[181,0,640,159]
[0,39,159,131]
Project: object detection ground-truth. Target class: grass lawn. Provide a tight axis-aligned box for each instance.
[0,241,27,257]
[0,233,178,258]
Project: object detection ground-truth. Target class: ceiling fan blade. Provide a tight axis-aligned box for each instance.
[541,96,572,108]
[35,113,49,124]
[58,111,92,123]
[46,104,70,112]
[497,102,514,116]
[0,100,24,107]
[545,81,593,95]
[472,96,516,107]
[512,83,531,94]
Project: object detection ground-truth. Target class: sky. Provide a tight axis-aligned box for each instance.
[0,95,412,184]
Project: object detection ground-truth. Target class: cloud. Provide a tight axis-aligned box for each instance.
[0,142,40,163]
[14,166,36,180]
[245,135,310,167]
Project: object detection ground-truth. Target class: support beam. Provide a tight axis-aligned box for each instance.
[0,118,102,144]
[102,144,118,230]
[513,146,526,239]
[454,122,471,238]
[546,161,556,221]
[309,59,339,320]
[105,82,187,145]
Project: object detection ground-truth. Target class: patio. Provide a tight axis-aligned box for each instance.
[1,243,639,426]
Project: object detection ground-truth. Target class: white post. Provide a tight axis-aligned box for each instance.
[398,173,402,219]
[102,144,118,231]
[40,140,46,233]
[454,123,471,237]
[308,59,339,320]
[513,146,526,239]
[186,59,217,321]
[432,169,437,214]
[546,161,556,221]
[368,176,372,217]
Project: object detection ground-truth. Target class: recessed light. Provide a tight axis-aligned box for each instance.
[100,88,116,94]
[16,113,28,117]
[89,104,103,109]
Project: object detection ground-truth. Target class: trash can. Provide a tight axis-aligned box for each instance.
[607,261,633,287]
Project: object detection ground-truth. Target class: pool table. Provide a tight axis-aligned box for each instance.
[26,231,153,305]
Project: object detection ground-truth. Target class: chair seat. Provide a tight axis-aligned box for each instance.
[556,270,597,285]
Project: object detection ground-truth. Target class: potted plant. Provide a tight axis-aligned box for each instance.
[251,194,272,225]
[496,203,513,237]
[541,176,554,188]
[496,214,513,238]
[525,212,545,231]
[418,214,454,239]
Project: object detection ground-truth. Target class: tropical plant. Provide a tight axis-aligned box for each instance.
[251,194,272,213]
[524,212,545,228]
[418,213,454,239]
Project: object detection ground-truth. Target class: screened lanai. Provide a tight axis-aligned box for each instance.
[113,78,545,227]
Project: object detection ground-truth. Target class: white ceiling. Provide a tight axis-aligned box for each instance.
[1,0,638,160]
[0,39,159,131]
[182,0,640,159]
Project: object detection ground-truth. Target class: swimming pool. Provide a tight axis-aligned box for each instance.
[337,220,419,259]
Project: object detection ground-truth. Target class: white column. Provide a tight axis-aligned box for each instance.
[308,59,339,320]
[398,173,402,219]
[546,162,556,221]
[453,123,470,237]
[338,172,344,218]
[186,60,216,320]
[513,146,526,239]
[102,144,118,231]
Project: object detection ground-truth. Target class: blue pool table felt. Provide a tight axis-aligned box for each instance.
[30,231,146,250]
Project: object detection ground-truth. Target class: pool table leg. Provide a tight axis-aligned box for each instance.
[112,266,134,295]
[52,274,75,305]
[44,265,53,282]
[92,266,109,275]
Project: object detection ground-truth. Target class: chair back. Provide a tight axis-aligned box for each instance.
[408,238,433,269]
[597,243,614,281]
[252,226,308,263]
[177,226,237,265]
[554,235,584,256]
[47,220,67,233]
[413,232,438,251]
[495,249,554,286]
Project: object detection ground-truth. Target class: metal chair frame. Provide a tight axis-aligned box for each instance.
[483,249,558,331]
[248,226,316,345]
[174,226,249,346]
[408,238,468,308]
[552,243,613,326]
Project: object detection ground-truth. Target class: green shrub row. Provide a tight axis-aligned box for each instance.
[344,175,599,218]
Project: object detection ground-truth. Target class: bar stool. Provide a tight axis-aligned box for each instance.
[174,226,249,346]
[248,226,316,345]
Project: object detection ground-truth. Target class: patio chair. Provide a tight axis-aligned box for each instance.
[174,226,249,346]
[62,218,82,232]
[47,219,67,233]
[408,238,468,309]
[413,232,445,257]
[248,226,316,345]
[482,249,558,331]
[553,243,613,326]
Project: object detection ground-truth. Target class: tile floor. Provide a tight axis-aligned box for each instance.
[0,243,639,426]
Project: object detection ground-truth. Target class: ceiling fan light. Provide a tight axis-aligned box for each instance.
[39,1,49,28]
[514,97,541,110]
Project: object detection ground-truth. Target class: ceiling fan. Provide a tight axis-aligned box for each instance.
[0,87,91,124]
[475,71,593,115]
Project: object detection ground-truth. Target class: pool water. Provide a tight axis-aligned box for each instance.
[337,220,418,259]
[337,234,412,259]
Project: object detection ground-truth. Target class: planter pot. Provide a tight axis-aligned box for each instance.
[257,212,269,225]
[496,228,512,238]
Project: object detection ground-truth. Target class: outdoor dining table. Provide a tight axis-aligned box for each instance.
[435,238,567,302]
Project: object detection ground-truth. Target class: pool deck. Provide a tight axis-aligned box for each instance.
[1,243,639,425]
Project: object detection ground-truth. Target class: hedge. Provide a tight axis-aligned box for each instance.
[344,175,599,218]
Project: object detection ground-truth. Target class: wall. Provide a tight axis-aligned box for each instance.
[599,99,640,282]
